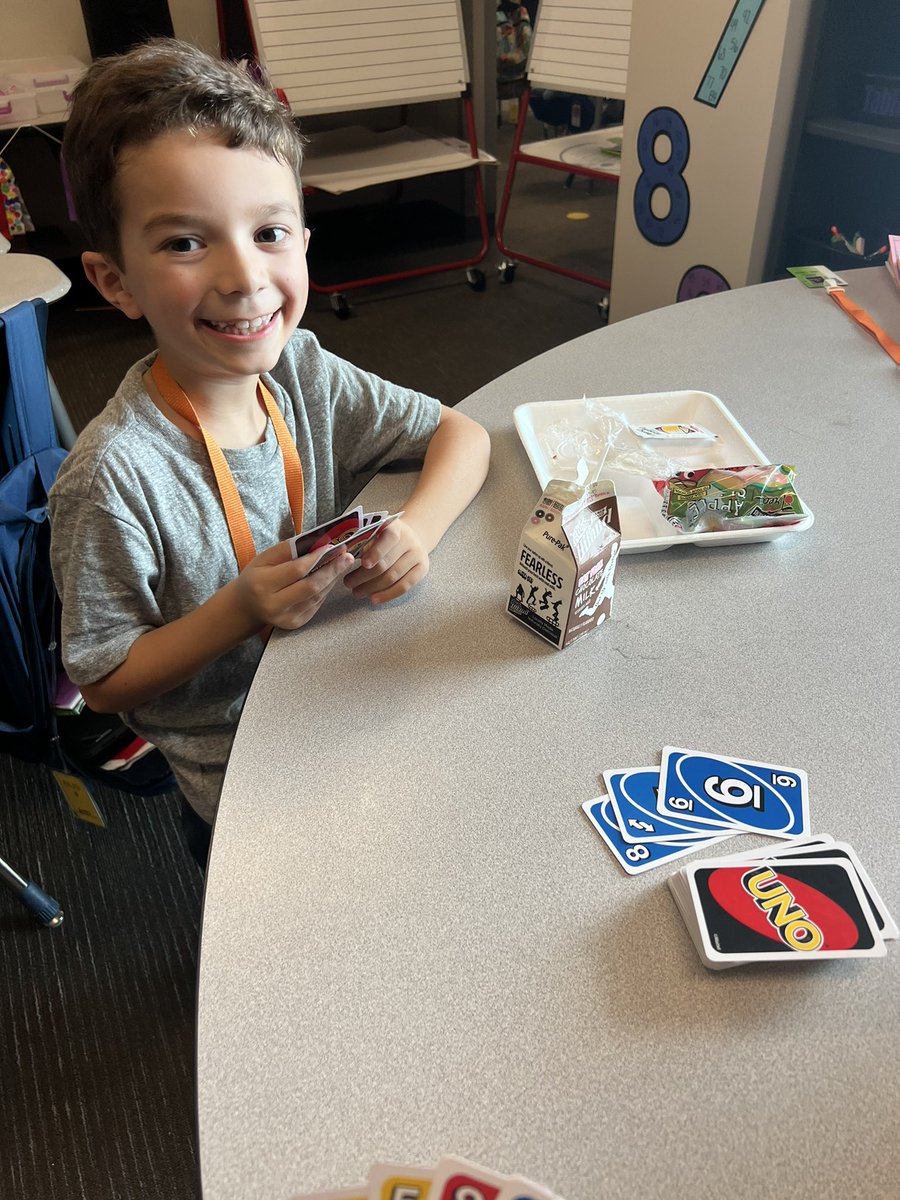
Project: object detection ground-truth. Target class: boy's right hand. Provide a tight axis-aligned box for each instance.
[232,540,354,632]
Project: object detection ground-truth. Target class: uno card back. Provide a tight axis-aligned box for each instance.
[686,857,886,963]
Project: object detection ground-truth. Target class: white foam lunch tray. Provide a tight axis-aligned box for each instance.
[513,391,815,553]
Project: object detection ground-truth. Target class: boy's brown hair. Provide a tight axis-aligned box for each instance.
[63,38,306,265]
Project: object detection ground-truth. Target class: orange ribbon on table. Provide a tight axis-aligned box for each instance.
[826,286,900,367]
[150,357,305,571]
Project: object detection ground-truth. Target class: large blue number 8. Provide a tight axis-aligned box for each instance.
[633,107,690,246]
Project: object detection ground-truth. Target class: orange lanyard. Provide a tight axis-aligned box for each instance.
[827,287,900,366]
[150,357,305,571]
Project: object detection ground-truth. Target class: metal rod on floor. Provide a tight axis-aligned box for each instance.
[0,854,64,926]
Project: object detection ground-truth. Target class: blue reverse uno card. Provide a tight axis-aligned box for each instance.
[658,747,810,838]
[582,795,725,875]
[603,767,726,843]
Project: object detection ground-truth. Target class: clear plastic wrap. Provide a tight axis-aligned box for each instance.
[539,399,694,484]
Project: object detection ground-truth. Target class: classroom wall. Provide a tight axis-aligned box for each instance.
[609,0,816,321]
[5,1,494,242]
[2,0,219,62]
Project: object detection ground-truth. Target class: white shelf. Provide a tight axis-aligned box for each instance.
[805,116,900,153]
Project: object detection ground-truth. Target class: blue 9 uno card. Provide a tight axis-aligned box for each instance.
[658,747,809,838]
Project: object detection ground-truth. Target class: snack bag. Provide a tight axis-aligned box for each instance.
[508,479,621,649]
[653,464,804,532]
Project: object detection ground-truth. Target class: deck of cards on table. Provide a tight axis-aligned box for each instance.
[581,747,895,970]
[668,836,897,969]
[292,1153,562,1200]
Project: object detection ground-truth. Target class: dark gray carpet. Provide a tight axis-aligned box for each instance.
[1,766,201,1200]
[3,111,617,1200]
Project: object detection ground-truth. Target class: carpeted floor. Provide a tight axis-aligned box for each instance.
[2,112,619,1200]
[1,767,201,1199]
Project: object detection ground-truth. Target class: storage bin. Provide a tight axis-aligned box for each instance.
[0,57,87,129]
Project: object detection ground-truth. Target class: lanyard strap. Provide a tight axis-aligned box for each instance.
[150,357,305,571]
[827,287,900,366]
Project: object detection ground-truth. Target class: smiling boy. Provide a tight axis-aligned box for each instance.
[49,40,490,866]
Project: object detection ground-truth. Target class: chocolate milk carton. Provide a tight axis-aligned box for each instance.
[507,479,621,649]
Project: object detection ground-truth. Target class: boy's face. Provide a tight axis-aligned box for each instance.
[84,131,310,396]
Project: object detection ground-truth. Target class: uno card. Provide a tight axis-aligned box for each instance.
[366,1161,434,1200]
[685,857,886,965]
[714,838,898,941]
[603,767,724,843]
[289,507,363,560]
[582,795,728,875]
[310,511,404,572]
[658,748,809,838]
[429,1156,508,1200]
[780,842,898,940]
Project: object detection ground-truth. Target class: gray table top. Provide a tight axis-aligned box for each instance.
[198,268,900,1200]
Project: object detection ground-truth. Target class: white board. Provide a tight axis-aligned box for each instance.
[244,0,470,116]
[527,0,631,99]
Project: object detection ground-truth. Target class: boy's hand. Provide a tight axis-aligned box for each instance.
[233,539,354,631]
[343,519,429,605]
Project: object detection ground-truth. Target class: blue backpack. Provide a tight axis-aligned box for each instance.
[0,299,172,792]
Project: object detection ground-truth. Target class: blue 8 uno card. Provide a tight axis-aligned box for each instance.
[658,747,809,837]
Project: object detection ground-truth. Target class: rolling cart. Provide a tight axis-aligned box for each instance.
[494,0,632,317]
[229,0,495,317]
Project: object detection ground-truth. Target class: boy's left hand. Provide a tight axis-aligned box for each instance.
[343,518,429,605]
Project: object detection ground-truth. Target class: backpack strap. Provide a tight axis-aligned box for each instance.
[1,299,58,468]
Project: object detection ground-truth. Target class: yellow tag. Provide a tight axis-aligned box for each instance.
[52,770,106,827]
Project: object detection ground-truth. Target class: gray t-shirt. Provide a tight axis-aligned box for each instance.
[49,329,441,821]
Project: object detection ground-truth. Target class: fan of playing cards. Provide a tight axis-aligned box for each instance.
[292,1153,562,1200]
[289,506,403,574]
[583,747,811,874]
[581,746,896,969]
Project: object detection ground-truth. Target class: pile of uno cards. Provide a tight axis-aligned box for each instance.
[668,836,897,969]
[294,1154,562,1200]
[582,747,811,874]
[581,747,895,970]
[289,506,403,574]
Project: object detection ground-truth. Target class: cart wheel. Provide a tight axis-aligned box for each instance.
[466,268,486,293]
[498,260,517,285]
[597,295,610,326]
[330,293,351,320]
